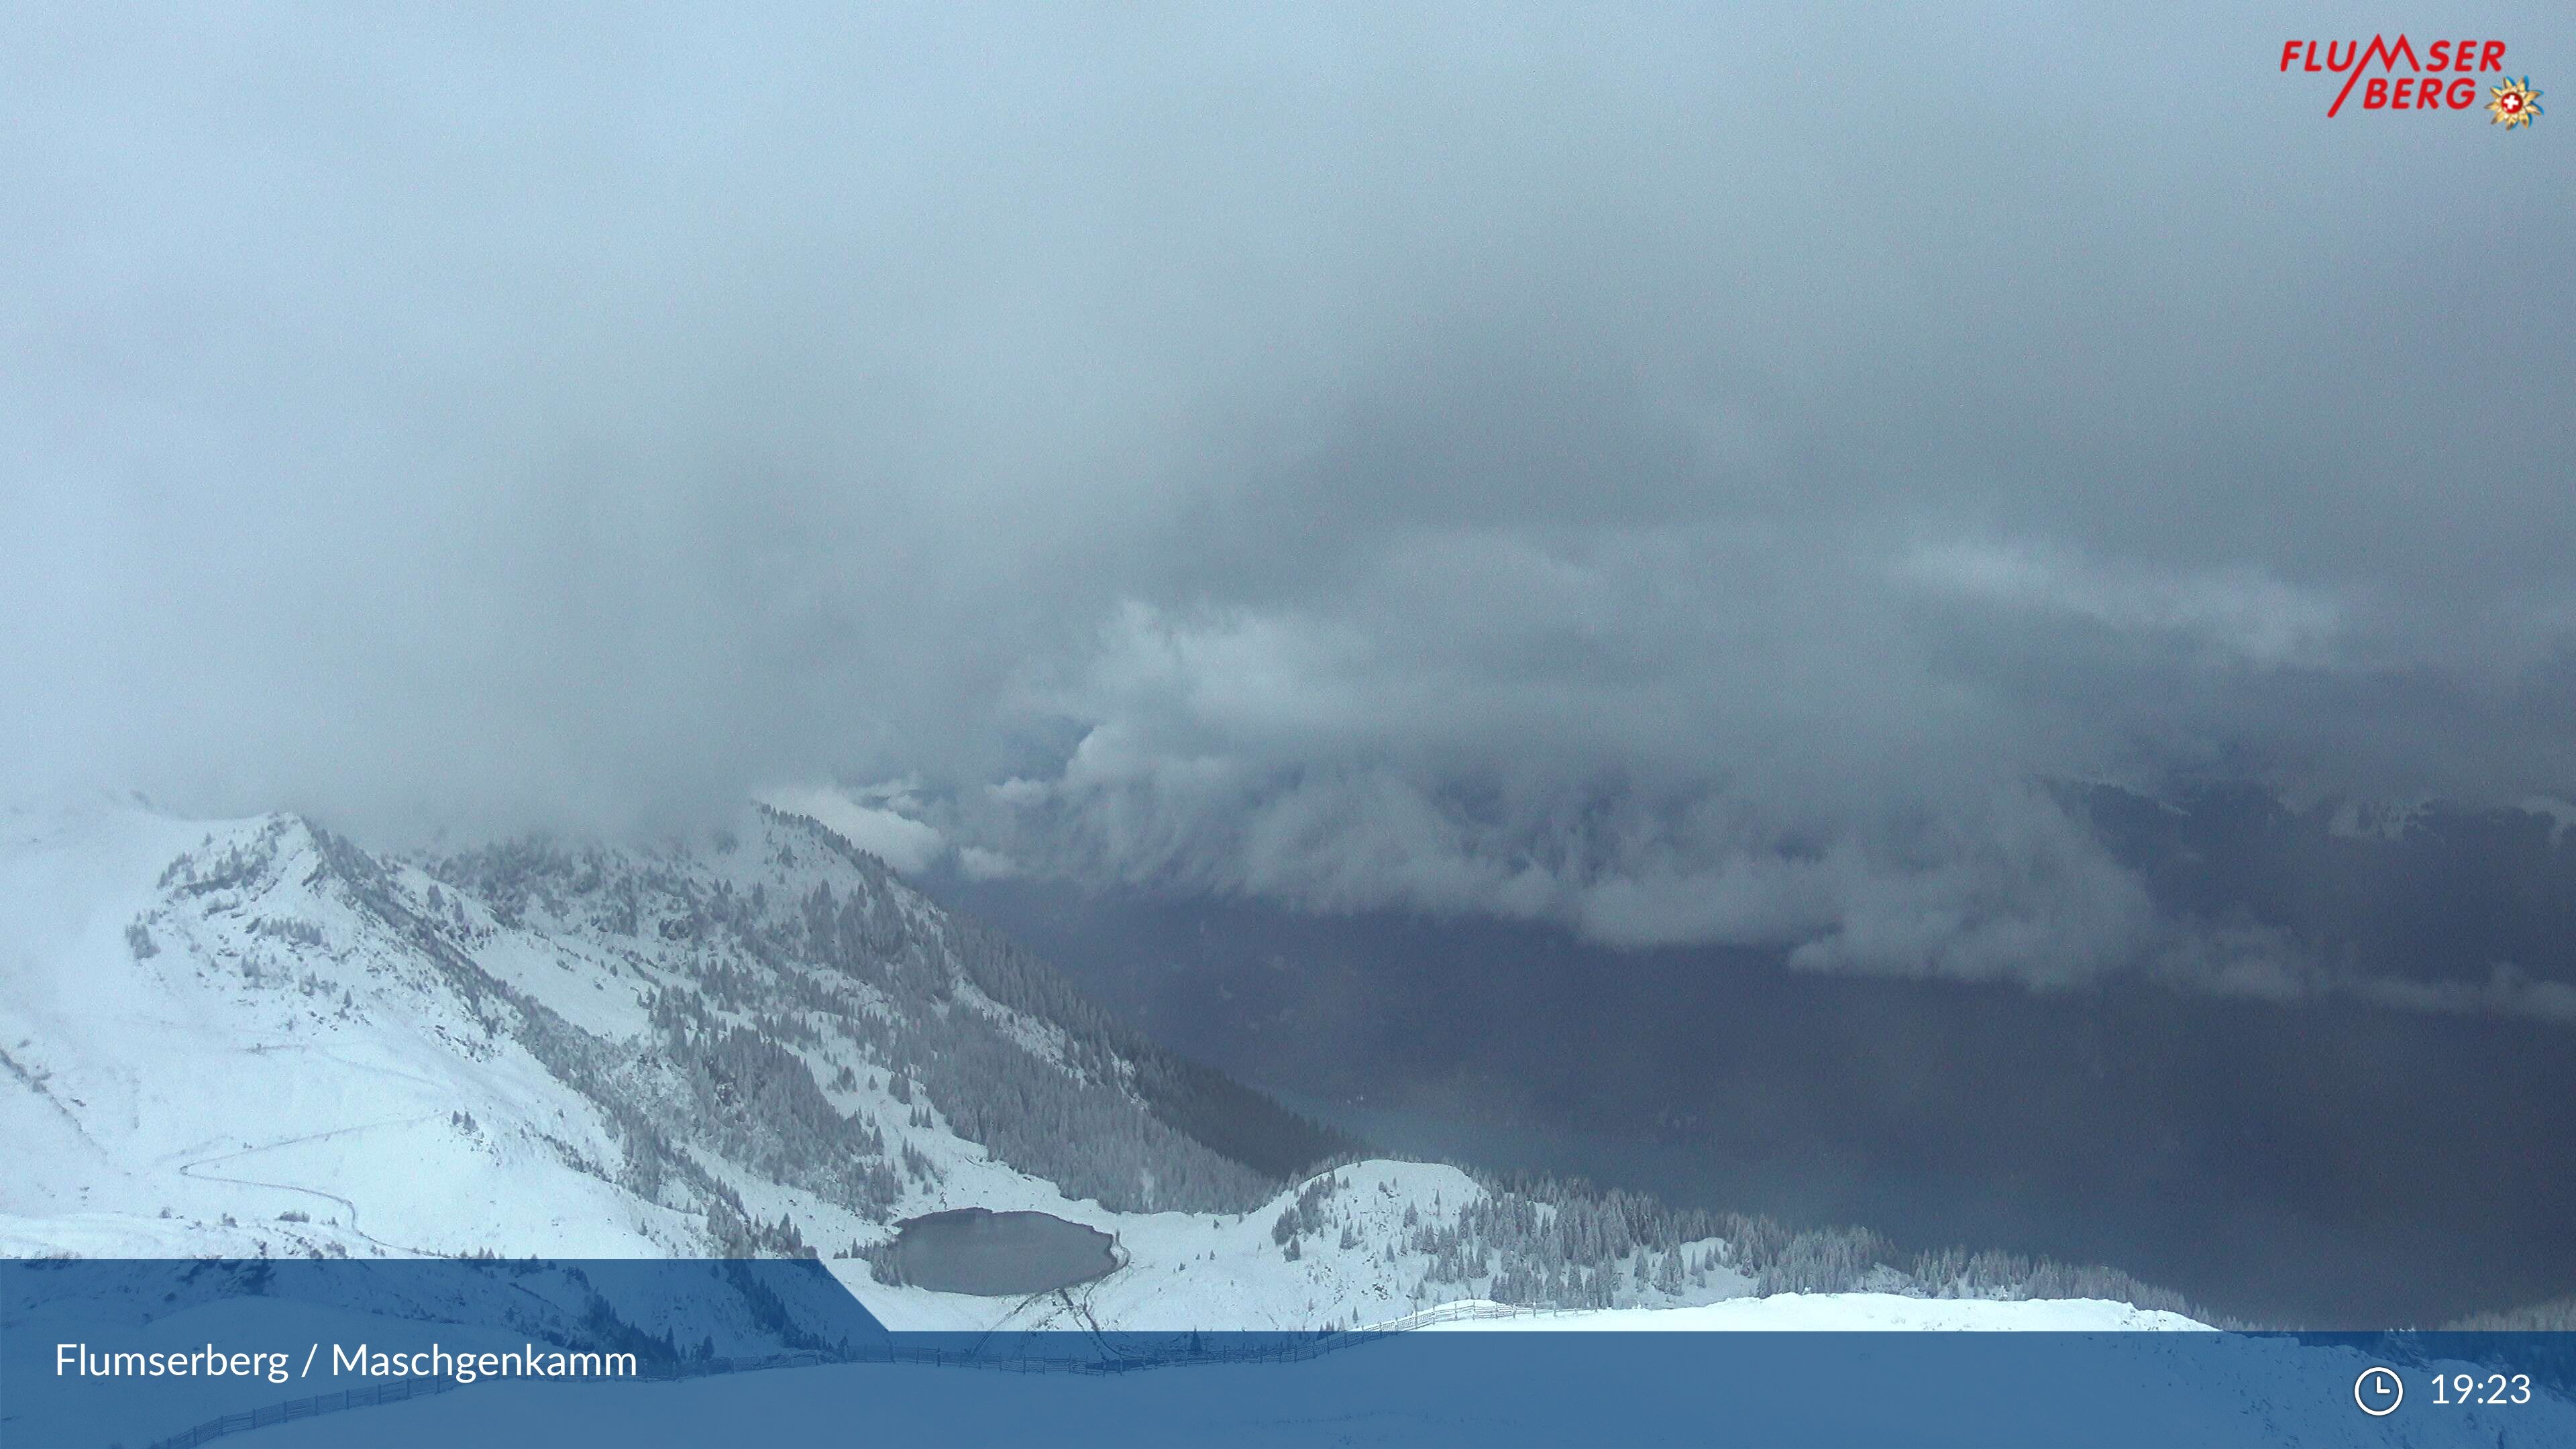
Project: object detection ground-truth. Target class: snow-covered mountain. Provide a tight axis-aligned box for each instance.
[3,798,2213,1334]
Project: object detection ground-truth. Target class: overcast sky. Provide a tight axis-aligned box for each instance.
[6,5,2571,991]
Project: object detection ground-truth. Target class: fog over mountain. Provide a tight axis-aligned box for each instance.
[6,11,2572,999]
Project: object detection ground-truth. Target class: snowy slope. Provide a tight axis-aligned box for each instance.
[853,1159,1747,1333]
[6,799,2221,1338]
[3,802,1491,1330]
[0,799,1280,1275]
[3,805,684,1261]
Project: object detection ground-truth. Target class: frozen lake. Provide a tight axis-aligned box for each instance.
[889,1208,1120,1295]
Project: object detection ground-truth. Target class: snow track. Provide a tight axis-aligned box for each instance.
[174,1115,445,1256]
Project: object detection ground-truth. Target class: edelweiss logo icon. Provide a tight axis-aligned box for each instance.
[2487,76,2544,128]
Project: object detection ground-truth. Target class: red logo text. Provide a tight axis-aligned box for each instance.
[2279,37,2508,116]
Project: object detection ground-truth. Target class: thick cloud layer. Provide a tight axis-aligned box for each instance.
[6,7,2571,993]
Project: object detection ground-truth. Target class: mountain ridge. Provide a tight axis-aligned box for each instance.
[4,796,2233,1332]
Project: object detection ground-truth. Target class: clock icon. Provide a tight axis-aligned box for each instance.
[2355,1366,2404,1417]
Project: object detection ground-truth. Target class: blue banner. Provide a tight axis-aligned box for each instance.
[6,1261,2571,1448]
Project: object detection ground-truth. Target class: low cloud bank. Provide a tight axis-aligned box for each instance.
[7,8,2571,1016]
